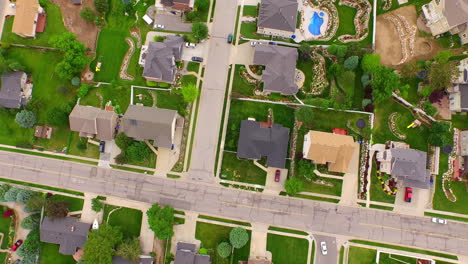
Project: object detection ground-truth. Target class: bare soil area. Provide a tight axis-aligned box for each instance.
[376,5,440,68]
[50,0,99,51]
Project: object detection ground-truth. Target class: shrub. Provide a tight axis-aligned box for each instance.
[16,189,36,204]
[285,177,303,195]
[94,0,109,13]
[198,248,208,255]
[91,198,103,212]
[21,214,40,230]
[127,141,151,162]
[115,133,133,151]
[78,83,92,98]
[230,228,249,249]
[4,187,21,202]
[114,153,128,165]
[217,242,231,258]
[80,7,96,22]
[153,36,166,42]
[146,80,158,87]
[0,184,11,202]
[15,110,37,128]
[77,137,88,150]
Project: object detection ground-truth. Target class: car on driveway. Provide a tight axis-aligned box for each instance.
[99,141,106,153]
[154,24,165,29]
[320,241,327,255]
[185,42,196,48]
[191,56,203,62]
[404,187,413,203]
[274,170,281,182]
[10,240,23,251]
[432,217,447,224]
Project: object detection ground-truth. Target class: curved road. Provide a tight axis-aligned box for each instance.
[1,151,467,256]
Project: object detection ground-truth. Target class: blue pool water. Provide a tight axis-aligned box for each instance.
[308,12,324,36]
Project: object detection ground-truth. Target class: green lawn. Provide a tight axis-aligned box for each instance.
[266,234,309,264]
[240,22,259,39]
[104,205,143,239]
[92,29,129,82]
[80,84,132,114]
[220,152,267,185]
[335,5,358,37]
[373,99,430,152]
[296,60,315,94]
[67,132,100,159]
[0,207,12,249]
[130,88,188,117]
[379,252,417,263]
[187,62,201,73]
[370,160,396,204]
[50,194,84,212]
[348,246,376,264]
[243,6,258,17]
[232,65,257,96]
[40,243,76,264]
[225,100,295,151]
[451,114,468,129]
[1,0,67,47]
[195,222,251,264]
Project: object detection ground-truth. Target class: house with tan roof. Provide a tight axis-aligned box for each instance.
[69,105,118,141]
[12,0,44,38]
[422,0,468,44]
[302,131,356,174]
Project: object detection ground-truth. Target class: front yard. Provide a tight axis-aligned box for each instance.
[50,194,84,212]
[266,234,309,264]
[103,205,143,239]
[220,152,267,185]
[347,246,376,264]
[195,222,251,264]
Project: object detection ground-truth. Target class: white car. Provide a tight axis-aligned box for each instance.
[154,24,165,29]
[250,41,257,46]
[320,241,328,255]
[432,217,447,224]
[185,42,196,48]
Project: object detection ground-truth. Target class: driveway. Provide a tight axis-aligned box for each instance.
[339,143,360,207]
[156,118,184,172]
[99,140,119,168]
[230,41,255,65]
[154,13,192,33]
[264,167,287,195]
[393,184,430,216]
[181,40,209,62]
[313,234,337,264]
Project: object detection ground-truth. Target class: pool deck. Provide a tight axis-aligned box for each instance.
[294,6,330,42]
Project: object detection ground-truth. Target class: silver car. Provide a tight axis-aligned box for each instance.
[432,217,447,224]
[320,241,328,255]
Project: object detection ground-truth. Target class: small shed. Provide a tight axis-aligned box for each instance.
[142,14,153,25]
[72,0,82,4]
[34,125,53,139]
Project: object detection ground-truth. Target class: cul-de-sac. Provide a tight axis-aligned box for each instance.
[0,0,466,263]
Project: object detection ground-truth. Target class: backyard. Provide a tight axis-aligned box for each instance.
[40,243,76,264]
[195,222,251,264]
[103,205,143,239]
[266,234,309,264]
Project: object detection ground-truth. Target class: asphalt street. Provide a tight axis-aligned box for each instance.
[188,0,238,182]
[2,152,468,256]
[313,235,338,264]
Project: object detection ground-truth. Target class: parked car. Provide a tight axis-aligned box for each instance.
[250,41,257,47]
[99,141,106,153]
[274,170,281,182]
[320,241,327,255]
[404,187,413,203]
[185,42,196,48]
[432,217,447,224]
[191,56,203,62]
[154,24,165,29]
[10,240,23,251]
[268,41,277,45]
[227,33,233,44]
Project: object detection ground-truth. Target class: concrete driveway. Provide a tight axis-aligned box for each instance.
[181,40,209,62]
[313,234,337,264]
[393,184,430,216]
[154,13,192,33]
[230,41,255,65]
[264,167,287,194]
[99,140,120,168]
[156,118,184,172]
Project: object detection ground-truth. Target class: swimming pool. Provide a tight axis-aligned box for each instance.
[308,12,324,36]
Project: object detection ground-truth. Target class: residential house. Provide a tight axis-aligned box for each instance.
[120,105,181,149]
[422,0,468,44]
[139,36,184,83]
[459,130,468,178]
[174,242,211,264]
[69,105,118,140]
[257,0,298,38]
[237,119,290,169]
[40,216,91,255]
[113,256,154,264]
[12,0,44,38]
[302,131,356,174]
[448,83,468,112]
[376,142,431,189]
[161,0,193,11]
[253,45,298,95]
[0,71,31,109]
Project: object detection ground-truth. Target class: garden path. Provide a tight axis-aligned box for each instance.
[79,193,103,225]
[0,202,31,261]
[245,65,262,81]
[171,212,200,254]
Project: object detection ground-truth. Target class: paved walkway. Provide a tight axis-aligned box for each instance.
[80,193,103,224]
[249,223,272,261]
[313,170,344,180]
[156,121,184,172]
[339,143,360,207]
[171,212,200,254]
[245,64,262,80]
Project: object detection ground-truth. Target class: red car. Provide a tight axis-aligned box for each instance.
[274,170,281,182]
[405,187,413,203]
[10,240,23,251]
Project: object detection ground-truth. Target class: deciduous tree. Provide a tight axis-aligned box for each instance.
[230,228,249,249]
[285,177,303,196]
[127,142,151,162]
[217,242,231,258]
[428,122,450,147]
[80,7,96,22]
[45,200,69,218]
[181,83,199,103]
[195,0,210,12]
[82,224,123,264]
[21,214,40,230]
[146,203,175,240]
[94,0,109,13]
[361,53,381,73]
[116,238,142,263]
[191,22,208,42]
[91,198,104,212]
[15,110,37,128]
[371,66,400,103]
[344,56,359,70]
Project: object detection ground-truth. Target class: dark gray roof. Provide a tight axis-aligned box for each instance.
[258,0,298,32]
[71,0,82,4]
[113,256,154,264]
[390,148,430,189]
[237,120,290,168]
[443,0,468,28]
[121,105,178,148]
[254,45,298,95]
[174,243,211,264]
[0,71,26,109]
[40,217,91,255]
[460,83,468,109]
[143,36,184,82]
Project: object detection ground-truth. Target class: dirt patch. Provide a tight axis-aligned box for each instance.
[376,5,440,68]
[152,237,166,264]
[50,0,99,51]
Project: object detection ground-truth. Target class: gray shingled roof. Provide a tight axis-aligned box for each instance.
[443,0,468,28]
[174,243,211,264]
[121,105,178,148]
[40,217,91,255]
[113,256,154,264]
[258,0,298,32]
[253,45,298,95]
[143,36,184,82]
[460,83,468,110]
[390,148,430,189]
[0,71,26,109]
[237,120,290,168]
[69,105,118,140]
